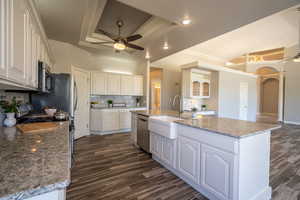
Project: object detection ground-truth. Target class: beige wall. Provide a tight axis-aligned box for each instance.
[218,71,257,121]
[49,40,146,75]
[284,45,300,124]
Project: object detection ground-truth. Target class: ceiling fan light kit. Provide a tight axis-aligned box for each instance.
[91,19,145,52]
[114,42,126,50]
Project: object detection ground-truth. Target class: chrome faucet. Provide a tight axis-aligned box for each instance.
[172,95,182,117]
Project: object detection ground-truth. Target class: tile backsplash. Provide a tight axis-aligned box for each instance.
[0,91,29,105]
[90,95,146,107]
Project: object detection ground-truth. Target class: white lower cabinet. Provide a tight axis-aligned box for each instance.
[119,110,131,129]
[101,110,120,132]
[150,133,176,169]
[177,136,200,184]
[91,108,146,134]
[200,144,234,200]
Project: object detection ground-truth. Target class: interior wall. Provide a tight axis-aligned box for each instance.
[150,68,163,110]
[49,40,147,75]
[218,71,257,121]
[160,67,181,111]
[284,45,300,124]
[203,71,219,111]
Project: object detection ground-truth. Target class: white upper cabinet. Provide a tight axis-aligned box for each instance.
[121,75,134,95]
[0,0,7,77]
[90,72,144,96]
[7,0,27,84]
[182,69,211,99]
[91,72,107,95]
[0,0,53,88]
[107,74,121,95]
[134,75,143,96]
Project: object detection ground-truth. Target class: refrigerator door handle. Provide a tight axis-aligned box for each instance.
[74,81,78,112]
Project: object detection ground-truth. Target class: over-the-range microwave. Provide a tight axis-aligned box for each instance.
[38,61,53,93]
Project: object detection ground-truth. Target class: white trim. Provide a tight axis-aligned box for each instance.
[181,61,257,78]
[91,129,131,135]
[284,121,300,125]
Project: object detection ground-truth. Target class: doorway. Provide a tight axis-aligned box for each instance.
[261,78,279,114]
[256,67,280,122]
[150,68,162,110]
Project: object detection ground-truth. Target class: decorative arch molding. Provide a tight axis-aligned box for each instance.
[256,66,279,75]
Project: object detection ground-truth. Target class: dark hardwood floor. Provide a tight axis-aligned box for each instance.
[67,125,300,200]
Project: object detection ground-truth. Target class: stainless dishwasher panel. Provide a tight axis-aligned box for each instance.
[137,114,150,153]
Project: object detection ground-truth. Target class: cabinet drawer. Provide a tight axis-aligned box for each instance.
[177,125,238,154]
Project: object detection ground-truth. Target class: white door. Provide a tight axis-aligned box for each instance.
[200,144,234,200]
[91,72,107,95]
[107,74,121,95]
[239,82,248,120]
[177,136,200,183]
[73,68,90,139]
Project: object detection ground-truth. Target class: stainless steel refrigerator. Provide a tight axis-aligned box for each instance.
[31,73,74,115]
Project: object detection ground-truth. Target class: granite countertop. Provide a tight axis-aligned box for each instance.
[130,109,180,117]
[175,117,281,138]
[0,122,70,200]
[91,106,147,110]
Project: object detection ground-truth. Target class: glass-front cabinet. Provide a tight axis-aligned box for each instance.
[191,73,210,98]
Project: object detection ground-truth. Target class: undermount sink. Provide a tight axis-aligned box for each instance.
[149,116,180,139]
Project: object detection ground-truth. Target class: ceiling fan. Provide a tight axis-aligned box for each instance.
[89,20,144,52]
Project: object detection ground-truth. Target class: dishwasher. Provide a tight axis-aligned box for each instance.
[137,114,150,153]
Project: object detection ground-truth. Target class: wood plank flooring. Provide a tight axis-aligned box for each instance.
[67,124,300,200]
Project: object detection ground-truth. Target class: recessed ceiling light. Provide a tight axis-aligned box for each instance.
[163,43,169,50]
[182,19,191,25]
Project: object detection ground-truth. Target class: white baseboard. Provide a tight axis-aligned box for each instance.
[284,121,300,125]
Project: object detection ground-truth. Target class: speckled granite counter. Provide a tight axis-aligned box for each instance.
[175,117,281,138]
[0,122,71,200]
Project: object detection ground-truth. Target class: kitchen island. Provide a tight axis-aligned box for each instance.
[148,116,281,200]
[0,122,71,200]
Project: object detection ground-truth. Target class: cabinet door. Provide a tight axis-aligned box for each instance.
[151,133,162,157]
[177,136,200,183]
[31,30,38,88]
[107,74,121,95]
[7,0,27,84]
[90,110,102,131]
[91,72,107,95]
[0,0,7,77]
[161,137,175,167]
[200,144,234,200]
[134,76,143,96]
[102,110,120,132]
[119,110,131,129]
[121,75,134,95]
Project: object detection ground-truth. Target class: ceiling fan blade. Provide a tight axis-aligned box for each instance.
[126,43,144,51]
[98,29,118,40]
[126,34,142,42]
